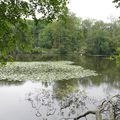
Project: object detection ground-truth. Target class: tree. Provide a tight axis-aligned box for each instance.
[113,0,120,7]
[85,21,112,55]
[0,0,68,60]
[39,13,83,54]
[81,19,120,55]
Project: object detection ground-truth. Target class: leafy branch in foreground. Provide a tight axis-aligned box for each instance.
[113,0,120,8]
[0,0,68,61]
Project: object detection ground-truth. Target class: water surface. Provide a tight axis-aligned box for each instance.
[0,55,120,120]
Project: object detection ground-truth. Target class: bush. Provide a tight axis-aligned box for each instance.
[31,47,42,54]
[57,46,68,54]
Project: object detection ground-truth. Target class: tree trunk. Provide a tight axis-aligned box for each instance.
[109,104,115,120]
[96,111,102,120]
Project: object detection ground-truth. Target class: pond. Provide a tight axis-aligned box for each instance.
[0,55,120,120]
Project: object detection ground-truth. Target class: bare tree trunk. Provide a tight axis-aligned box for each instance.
[109,104,115,120]
[96,111,102,120]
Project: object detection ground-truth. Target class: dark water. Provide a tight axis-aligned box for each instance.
[0,55,120,120]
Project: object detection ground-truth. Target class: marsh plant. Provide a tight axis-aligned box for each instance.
[0,61,97,82]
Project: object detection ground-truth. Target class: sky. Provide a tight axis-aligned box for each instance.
[68,0,120,22]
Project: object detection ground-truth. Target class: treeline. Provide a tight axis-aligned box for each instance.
[17,13,120,56]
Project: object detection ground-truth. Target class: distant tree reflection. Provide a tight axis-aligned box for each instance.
[0,80,24,86]
[26,77,120,120]
[26,80,97,120]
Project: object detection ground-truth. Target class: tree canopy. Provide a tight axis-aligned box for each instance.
[1,0,120,62]
[20,15,120,56]
[0,0,68,61]
[113,0,120,8]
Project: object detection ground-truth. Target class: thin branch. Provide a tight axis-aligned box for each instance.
[74,94,120,120]
[74,111,96,120]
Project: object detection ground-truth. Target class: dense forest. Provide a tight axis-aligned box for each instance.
[1,0,120,60]
[0,1,120,120]
[13,13,120,57]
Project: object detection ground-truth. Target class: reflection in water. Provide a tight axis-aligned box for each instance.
[52,79,79,99]
[0,55,120,120]
[79,76,120,90]
[26,80,98,120]
[26,88,96,120]
[115,96,120,120]
[26,80,120,120]
[26,89,56,117]
[74,56,120,89]
[14,54,68,62]
[0,80,24,86]
[26,73,120,120]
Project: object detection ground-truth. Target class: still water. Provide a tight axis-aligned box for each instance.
[0,55,120,120]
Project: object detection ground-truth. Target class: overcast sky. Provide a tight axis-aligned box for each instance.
[68,0,120,22]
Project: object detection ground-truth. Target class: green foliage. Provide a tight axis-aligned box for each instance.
[0,0,68,60]
[113,0,120,8]
[31,47,42,54]
[116,47,120,54]
[22,16,120,56]
[57,45,68,54]
[0,61,97,81]
[115,47,120,66]
[81,19,120,55]
[1,0,120,59]
[21,16,120,56]
[1,0,120,61]
[34,13,83,54]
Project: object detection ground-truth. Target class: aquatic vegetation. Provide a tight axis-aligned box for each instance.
[0,61,97,82]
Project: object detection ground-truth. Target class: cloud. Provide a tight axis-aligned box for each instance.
[68,0,120,22]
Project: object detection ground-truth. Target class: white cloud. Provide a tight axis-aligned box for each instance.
[68,0,120,22]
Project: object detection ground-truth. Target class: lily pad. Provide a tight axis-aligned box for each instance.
[0,61,97,82]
